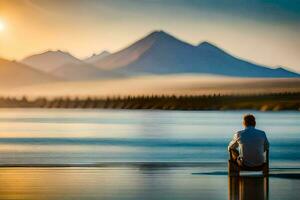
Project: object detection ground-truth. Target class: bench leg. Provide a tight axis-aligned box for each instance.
[228,160,239,177]
[263,165,269,177]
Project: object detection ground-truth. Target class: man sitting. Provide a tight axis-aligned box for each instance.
[228,114,269,168]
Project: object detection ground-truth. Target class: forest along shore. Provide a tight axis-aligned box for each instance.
[0,92,299,111]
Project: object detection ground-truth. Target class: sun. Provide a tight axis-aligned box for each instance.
[0,20,5,32]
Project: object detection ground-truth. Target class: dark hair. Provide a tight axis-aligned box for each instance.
[243,114,256,127]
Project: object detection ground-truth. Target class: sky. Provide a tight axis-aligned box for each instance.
[0,0,300,72]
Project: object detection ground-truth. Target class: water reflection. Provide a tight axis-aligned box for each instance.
[1,167,300,200]
[228,176,269,200]
[0,167,229,200]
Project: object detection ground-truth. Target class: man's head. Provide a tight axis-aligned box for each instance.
[243,114,256,128]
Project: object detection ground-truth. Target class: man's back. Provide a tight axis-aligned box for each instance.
[229,126,269,167]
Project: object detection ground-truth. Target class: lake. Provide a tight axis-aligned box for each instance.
[0,109,299,166]
[0,109,299,199]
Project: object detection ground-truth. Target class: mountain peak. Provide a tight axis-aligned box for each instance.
[91,50,110,57]
[274,66,299,75]
[150,30,167,35]
[145,30,177,41]
[197,41,230,56]
[42,50,73,56]
[198,41,219,49]
[275,66,286,70]
[137,30,194,50]
[21,50,81,72]
[85,50,111,63]
[101,50,110,55]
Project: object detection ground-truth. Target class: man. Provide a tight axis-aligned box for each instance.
[228,114,269,167]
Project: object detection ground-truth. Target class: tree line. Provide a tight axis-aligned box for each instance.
[0,92,299,111]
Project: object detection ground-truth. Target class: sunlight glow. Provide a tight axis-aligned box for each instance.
[0,20,5,32]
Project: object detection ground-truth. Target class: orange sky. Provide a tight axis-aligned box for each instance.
[0,0,299,72]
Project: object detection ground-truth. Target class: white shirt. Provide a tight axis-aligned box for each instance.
[228,126,269,167]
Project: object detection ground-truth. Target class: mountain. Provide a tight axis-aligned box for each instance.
[85,51,110,63]
[92,30,299,78]
[50,62,121,81]
[0,58,58,89]
[22,50,81,72]
[196,41,300,77]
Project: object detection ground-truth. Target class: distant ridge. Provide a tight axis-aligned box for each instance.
[22,50,122,81]
[0,58,58,89]
[50,62,122,81]
[90,30,299,78]
[85,51,110,63]
[22,50,81,72]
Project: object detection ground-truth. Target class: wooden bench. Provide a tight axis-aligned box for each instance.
[228,149,269,176]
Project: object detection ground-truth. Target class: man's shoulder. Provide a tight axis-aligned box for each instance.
[253,128,266,135]
[237,128,249,134]
[239,127,266,136]
[235,130,244,137]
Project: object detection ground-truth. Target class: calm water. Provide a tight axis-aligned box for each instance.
[0,109,299,200]
[0,167,299,200]
[0,109,299,166]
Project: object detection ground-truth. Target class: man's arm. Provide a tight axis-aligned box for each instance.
[264,132,269,151]
[228,133,239,151]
